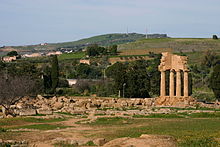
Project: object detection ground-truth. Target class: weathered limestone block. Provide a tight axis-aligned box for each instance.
[19,109,36,116]
[41,104,51,110]
[143,98,155,106]
[91,100,102,108]
[37,94,44,100]
[93,138,107,146]
[16,102,23,109]
[53,102,63,110]
[50,96,58,105]
[157,108,171,114]
[57,96,66,102]
[155,96,196,107]
[37,108,53,115]
[6,115,13,118]
[75,100,89,108]
[127,101,135,107]
[101,101,114,108]
[120,101,128,107]
[62,97,70,103]
[134,99,143,105]
[113,103,121,108]
[68,103,75,109]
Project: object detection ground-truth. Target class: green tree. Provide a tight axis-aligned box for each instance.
[210,63,220,100]
[106,62,127,96]
[86,44,108,56]
[86,44,99,56]
[125,61,150,98]
[7,51,18,57]
[43,66,52,93]
[213,35,218,40]
[75,63,102,79]
[202,50,218,68]
[146,54,161,96]
[0,61,5,69]
[51,55,59,94]
[76,63,91,79]
[106,61,151,98]
[108,45,117,55]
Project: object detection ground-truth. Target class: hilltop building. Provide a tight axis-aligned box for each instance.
[79,59,90,65]
[23,53,42,58]
[46,51,62,56]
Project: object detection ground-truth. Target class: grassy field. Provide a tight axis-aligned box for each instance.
[87,116,220,146]
[0,117,66,127]
[118,38,220,64]
[0,114,220,146]
[118,38,220,52]
[58,52,86,61]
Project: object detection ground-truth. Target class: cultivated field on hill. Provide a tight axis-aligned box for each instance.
[117,38,220,64]
[119,38,220,53]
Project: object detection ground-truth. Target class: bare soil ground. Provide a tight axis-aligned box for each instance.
[1,113,220,146]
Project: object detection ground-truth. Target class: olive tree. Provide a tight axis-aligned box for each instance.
[0,74,39,116]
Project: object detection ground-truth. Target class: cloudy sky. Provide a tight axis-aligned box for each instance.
[0,0,220,46]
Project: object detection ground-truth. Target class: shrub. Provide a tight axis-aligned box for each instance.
[210,64,220,100]
[213,35,218,40]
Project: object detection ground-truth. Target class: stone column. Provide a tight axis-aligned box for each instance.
[169,69,174,97]
[184,71,189,97]
[160,70,166,97]
[176,70,181,97]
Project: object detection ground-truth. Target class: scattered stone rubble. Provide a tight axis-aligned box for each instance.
[0,139,28,147]
[0,95,219,118]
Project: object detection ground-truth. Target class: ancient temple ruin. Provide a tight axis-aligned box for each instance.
[158,52,189,98]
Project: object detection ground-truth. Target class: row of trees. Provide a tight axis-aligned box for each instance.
[105,55,162,98]
[86,44,117,57]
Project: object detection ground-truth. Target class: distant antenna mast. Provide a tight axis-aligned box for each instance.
[145,27,148,39]
[127,27,129,35]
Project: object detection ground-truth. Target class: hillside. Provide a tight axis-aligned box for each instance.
[117,38,220,64]
[0,33,145,56]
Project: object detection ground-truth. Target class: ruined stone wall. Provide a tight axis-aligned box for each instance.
[12,96,156,116]
[3,95,219,117]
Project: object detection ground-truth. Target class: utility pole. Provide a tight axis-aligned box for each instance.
[145,27,148,39]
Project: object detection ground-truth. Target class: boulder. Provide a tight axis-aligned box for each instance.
[37,109,53,115]
[50,96,57,104]
[93,138,107,146]
[53,102,63,110]
[68,140,78,146]
[16,102,23,109]
[37,95,44,100]
[19,109,36,116]
[6,115,13,118]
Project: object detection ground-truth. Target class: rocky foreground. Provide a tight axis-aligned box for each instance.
[0,96,220,146]
[1,95,220,118]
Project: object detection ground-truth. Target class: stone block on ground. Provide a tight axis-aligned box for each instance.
[36,109,53,115]
[19,109,36,116]
[93,138,107,146]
